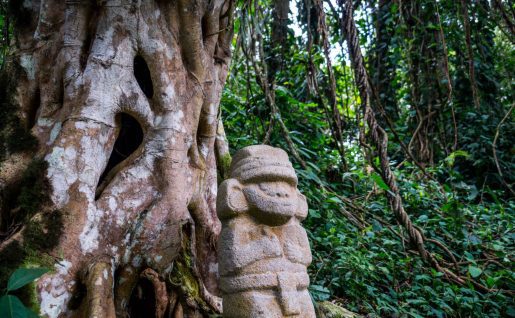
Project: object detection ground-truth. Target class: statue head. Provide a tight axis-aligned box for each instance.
[217,145,308,226]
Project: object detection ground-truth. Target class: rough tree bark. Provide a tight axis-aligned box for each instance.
[0,0,234,317]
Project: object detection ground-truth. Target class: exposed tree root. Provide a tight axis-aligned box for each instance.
[86,262,116,318]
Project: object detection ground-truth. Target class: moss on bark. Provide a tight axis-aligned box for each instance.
[168,228,214,314]
[316,301,362,318]
[219,152,232,179]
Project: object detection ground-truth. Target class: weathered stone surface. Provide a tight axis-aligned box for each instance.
[217,145,315,318]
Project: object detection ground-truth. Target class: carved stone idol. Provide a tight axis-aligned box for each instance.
[217,145,316,318]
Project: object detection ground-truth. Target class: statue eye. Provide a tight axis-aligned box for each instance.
[258,183,268,191]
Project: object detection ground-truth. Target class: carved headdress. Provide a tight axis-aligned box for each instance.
[229,145,298,186]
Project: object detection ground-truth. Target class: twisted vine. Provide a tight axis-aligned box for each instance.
[339,0,494,293]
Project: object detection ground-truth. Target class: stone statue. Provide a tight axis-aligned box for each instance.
[217,145,316,318]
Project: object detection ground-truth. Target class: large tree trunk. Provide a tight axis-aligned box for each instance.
[0,1,233,317]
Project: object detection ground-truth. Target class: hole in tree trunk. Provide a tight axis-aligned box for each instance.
[67,280,87,311]
[80,2,100,71]
[134,55,154,99]
[80,31,94,71]
[95,113,143,200]
[128,276,156,318]
[201,15,209,41]
[26,88,40,129]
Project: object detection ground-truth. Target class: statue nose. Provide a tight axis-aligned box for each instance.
[276,191,289,198]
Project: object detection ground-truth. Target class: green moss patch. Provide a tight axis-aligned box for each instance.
[316,301,363,318]
[168,226,212,314]
[219,152,232,180]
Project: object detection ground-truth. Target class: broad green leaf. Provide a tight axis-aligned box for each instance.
[417,215,428,222]
[309,284,331,301]
[371,173,390,191]
[468,266,482,278]
[445,150,469,167]
[372,220,383,231]
[486,276,497,288]
[327,196,343,204]
[0,295,28,318]
[7,268,49,292]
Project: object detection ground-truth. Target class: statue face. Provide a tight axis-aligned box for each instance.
[243,181,298,226]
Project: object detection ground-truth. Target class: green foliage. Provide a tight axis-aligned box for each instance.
[222,1,514,316]
[301,161,514,317]
[0,2,13,69]
[0,267,48,318]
